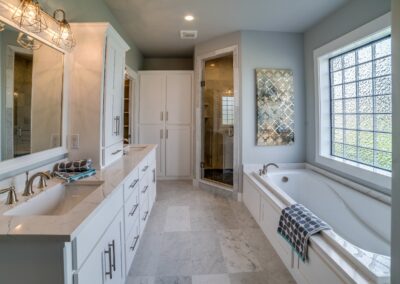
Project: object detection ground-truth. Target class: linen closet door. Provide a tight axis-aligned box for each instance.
[165,72,192,178]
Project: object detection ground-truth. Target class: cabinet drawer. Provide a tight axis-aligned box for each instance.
[103,141,123,167]
[124,185,140,237]
[139,173,150,206]
[138,158,149,180]
[124,167,139,201]
[72,186,123,270]
[125,215,140,271]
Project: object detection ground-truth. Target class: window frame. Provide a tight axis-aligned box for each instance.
[221,95,234,126]
[313,12,392,194]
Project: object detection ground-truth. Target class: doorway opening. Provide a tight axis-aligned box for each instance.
[201,54,234,188]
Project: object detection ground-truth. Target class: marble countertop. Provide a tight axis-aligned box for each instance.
[0,144,156,242]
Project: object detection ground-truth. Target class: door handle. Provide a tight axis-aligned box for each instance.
[160,129,163,139]
[129,204,139,216]
[153,168,156,183]
[130,235,139,251]
[110,240,116,272]
[166,129,168,139]
[166,111,169,121]
[160,112,163,121]
[104,245,113,279]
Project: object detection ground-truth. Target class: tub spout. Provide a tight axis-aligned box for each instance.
[262,163,279,175]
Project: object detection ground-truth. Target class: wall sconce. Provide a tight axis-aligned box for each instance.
[12,0,47,33]
[0,22,5,32]
[17,32,42,50]
[52,9,75,49]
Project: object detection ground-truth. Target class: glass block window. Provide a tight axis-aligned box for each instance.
[222,96,234,125]
[330,36,392,171]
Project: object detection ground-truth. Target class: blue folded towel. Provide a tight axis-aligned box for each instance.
[277,203,331,261]
[54,169,96,183]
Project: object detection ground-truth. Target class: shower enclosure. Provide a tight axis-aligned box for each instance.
[201,54,234,187]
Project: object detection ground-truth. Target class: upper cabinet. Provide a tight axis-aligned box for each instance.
[68,23,129,168]
[166,72,192,125]
[139,72,166,125]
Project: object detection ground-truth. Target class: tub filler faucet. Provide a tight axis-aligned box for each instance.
[260,163,279,176]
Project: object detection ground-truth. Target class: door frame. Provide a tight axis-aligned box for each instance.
[125,65,139,144]
[194,45,241,199]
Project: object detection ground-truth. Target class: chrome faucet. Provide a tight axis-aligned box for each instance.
[23,171,51,196]
[261,163,279,175]
[0,186,18,205]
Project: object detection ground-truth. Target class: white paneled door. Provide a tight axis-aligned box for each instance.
[165,126,191,177]
[139,125,165,177]
[139,72,166,125]
[166,72,192,125]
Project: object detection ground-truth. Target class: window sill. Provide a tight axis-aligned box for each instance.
[315,154,391,194]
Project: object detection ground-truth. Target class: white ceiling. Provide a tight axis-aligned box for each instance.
[105,0,349,57]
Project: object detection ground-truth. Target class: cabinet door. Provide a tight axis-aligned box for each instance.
[104,39,125,148]
[166,72,192,125]
[139,73,166,124]
[165,125,191,177]
[74,211,124,284]
[139,125,165,177]
[102,211,124,284]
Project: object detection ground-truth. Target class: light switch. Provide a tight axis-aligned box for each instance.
[71,134,80,149]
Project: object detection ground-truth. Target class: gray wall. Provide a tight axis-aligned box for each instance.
[142,58,193,70]
[391,0,399,282]
[241,31,305,164]
[304,0,391,184]
[42,0,143,70]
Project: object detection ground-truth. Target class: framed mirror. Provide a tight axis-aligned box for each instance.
[0,19,66,179]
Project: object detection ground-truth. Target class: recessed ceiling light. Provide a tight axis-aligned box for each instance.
[184,15,194,22]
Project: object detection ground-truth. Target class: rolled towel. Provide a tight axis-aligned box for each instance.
[54,159,93,173]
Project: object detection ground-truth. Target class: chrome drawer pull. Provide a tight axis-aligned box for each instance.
[142,185,148,194]
[110,240,116,272]
[142,165,149,172]
[130,235,139,251]
[104,244,113,279]
[142,211,149,221]
[129,179,139,188]
[112,149,122,155]
[129,204,139,216]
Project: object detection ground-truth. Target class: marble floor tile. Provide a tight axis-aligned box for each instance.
[128,181,293,284]
[157,232,192,276]
[228,271,270,284]
[190,231,227,274]
[192,274,231,284]
[164,206,191,232]
[217,229,262,273]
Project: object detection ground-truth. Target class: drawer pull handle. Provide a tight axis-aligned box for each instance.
[142,211,149,221]
[130,235,140,251]
[142,165,149,172]
[110,240,116,272]
[104,243,113,279]
[129,179,139,188]
[129,204,139,216]
[142,185,148,194]
[112,149,122,155]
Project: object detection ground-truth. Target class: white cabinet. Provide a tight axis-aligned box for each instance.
[74,211,124,284]
[139,71,193,179]
[243,175,261,224]
[165,126,191,177]
[69,23,129,168]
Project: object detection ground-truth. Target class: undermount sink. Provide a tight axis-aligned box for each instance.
[4,181,103,216]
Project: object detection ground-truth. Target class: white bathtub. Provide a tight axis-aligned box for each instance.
[243,164,391,284]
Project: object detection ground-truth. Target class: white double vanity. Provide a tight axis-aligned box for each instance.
[0,145,157,284]
[0,2,157,283]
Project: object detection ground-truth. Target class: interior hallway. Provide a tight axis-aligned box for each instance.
[126,181,295,284]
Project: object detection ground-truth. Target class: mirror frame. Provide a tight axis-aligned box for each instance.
[0,11,69,180]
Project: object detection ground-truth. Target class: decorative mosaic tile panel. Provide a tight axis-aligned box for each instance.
[256,68,295,146]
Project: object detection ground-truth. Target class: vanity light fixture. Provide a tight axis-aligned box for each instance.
[17,32,42,50]
[52,9,75,50]
[0,21,5,32]
[184,14,194,21]
[12,0,47,33]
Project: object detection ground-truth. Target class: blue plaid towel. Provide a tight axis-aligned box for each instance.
[277,203,331,261]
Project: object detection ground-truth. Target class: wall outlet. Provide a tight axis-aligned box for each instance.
[71,134,80,149]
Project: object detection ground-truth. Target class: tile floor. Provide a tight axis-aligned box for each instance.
[126,180,295,284]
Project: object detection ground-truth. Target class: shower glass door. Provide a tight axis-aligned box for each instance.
[201,54,234,187]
